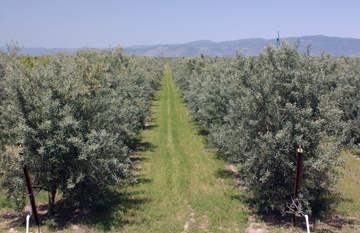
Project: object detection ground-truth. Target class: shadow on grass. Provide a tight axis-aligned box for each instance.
[212,150,225,161]
[141,142,157,152]
[180,98,188,104]
[151,95,160,102]
[21,187,153,232]
[145,125,158,131]
[196,128,209,137]
[152,83,163,97]
[308,193,357,232]
[131,140,157,153]
[148,84,162,106]
[137,177,153,184]
[144,116,158,130]
[258,210,351,233]
[230,191,357,233]
[215,168,234,179]
[131,156,148,164]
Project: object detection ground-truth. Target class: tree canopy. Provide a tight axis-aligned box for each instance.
[0,47,163,214]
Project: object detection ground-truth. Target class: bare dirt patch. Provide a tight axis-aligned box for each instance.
[0,211,27,230]
[349,152,360,161]
[245,215,268,233]
[8,228,20,233]
[183,205,195,232]
[198,214,208,231]
[224,163,247,191]
[246,223,267,233]
[225,164,239,176]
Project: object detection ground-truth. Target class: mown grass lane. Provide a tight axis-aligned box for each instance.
[119,63,248,232]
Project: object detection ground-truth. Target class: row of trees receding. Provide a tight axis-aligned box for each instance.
[0,43,164,214]
[170,41,360,215]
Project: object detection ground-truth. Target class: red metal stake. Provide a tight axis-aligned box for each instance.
[23,164,40,226]
[292,146,303,226]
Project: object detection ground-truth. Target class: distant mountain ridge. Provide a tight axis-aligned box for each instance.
[2,35,360,57]
[125,35,360,57]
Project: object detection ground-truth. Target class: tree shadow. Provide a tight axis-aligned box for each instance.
[153,83,163,95]
[212,150,225,161]
[143,116,157,130]
[131,156,148,162]
[215,168,234,179]
[180,98,188,104]
[196,128,209,137]
[18,187,152,232]
[229,191,357,233]
[148,83,163,105]
[132,140,157,154]
[0,176,153,232]
[147,116,157,123]
[137,178,153,185]
[151,95,160,102]
[0,211,28,229]
[258,210,354,233]
[145,125,158,131]
[308,194,357,232]
[141,142,157,152]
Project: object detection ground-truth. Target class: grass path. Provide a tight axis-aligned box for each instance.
[119,64,248,232]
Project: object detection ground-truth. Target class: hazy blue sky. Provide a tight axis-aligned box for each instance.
[1,0,359,48]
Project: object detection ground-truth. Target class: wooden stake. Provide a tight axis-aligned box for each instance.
[23,164,40,226]
[292,146,303,226]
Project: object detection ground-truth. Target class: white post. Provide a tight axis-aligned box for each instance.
[26,214,31,233]
[305,215,310,233]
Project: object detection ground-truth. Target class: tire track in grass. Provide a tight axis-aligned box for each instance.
[120,63,249,232]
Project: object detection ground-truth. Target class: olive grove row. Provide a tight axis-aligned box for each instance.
[170,41,360,214]
[0,45,164,214]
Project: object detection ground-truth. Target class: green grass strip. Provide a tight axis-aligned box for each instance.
[118,64,248,232]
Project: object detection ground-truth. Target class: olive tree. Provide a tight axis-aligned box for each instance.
[0,48,163,214]
[171,42,343,214]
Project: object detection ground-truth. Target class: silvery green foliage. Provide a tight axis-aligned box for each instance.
[171,56,239,129]
[0,47,163,210]
[171,42,345,214]
[332,57,360,146]
[0,40,23,110]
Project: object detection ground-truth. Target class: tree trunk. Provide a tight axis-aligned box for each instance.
[48,184,57,215]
